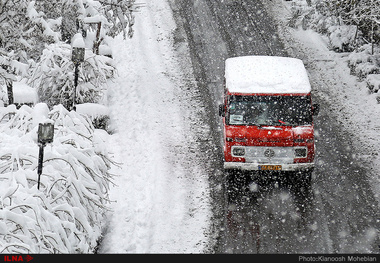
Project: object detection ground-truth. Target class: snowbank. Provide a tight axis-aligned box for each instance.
[267,0,380,210]
[99,0,212,253]
[76,103,109,119]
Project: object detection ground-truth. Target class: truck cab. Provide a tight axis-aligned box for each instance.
[219,56,319,185]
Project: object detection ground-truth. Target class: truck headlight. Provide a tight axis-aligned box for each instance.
[232,146,245,157]
[294,147,307,158]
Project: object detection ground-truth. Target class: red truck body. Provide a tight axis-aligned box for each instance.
[220,56,318,174]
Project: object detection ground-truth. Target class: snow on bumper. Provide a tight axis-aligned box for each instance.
[224,162,314,171]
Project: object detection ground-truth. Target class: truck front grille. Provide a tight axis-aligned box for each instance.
[244,146,295,164]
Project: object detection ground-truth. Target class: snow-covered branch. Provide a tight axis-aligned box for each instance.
[0,103,113,253]
[28,43,115,109]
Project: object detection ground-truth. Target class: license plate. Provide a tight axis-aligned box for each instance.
[259,165,282,171]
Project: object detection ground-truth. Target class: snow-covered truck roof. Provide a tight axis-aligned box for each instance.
[225,56,311,94]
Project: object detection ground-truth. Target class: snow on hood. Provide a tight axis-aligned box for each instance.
[225,56,311,94]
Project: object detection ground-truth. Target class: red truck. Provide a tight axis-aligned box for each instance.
[219,56,319,188]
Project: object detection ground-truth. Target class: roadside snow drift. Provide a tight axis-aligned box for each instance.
[98,0,212,253]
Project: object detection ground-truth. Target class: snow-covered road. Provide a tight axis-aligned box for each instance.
[98,0,379,253]
[98,1,214,253]
[172,0,379,253]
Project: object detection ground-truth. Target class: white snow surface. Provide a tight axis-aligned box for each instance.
[225,56,311,94]
[72,33,86,48]
[75,103,109,119]
[12,82,37,104]
[99,1,211,253]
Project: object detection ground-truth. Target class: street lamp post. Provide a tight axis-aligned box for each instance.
[71,35,85,111]
[37,123,54,190]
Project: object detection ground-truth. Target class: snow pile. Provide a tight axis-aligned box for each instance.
[328,25,358,52]
[225,56,311,94]
[99,0,212,253]
[367,74,380,94]
[0,103,112,253]
[12,82,38,105]
[76,103,109,120]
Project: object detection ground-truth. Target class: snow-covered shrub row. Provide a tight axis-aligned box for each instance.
[288,1,363,52]
[289,0,379,51]
[1,0,136,107]
[288,0,380,93]
[348,44,380,80]
[0,103,113,253]
[28,43,115,109]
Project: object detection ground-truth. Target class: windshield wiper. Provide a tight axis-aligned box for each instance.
[278,119,291,126]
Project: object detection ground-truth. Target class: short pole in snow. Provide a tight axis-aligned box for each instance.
[37,143,45,190]
[72,63,80,111]
[71,38,85,111]
[37,123,54,190]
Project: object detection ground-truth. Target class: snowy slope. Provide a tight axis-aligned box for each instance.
[266,0,380,206]
[98,1,212,253]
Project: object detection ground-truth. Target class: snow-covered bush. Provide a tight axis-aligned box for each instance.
[288,1,362,52]
[102,0,136,39]
[76,103,110,131]
[289,0,380,93]
[328,25,359,52]
[1,0,137,109]
[288,0,380,51]
[348,44,380,80]
[320,0,380,47]
[0,103,113,253]
[367,74,380,93]
[28,43,115,109]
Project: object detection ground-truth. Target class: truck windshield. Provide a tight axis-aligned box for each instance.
[227,95,312,126]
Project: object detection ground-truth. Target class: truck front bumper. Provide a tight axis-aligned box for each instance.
[224,162,314,171]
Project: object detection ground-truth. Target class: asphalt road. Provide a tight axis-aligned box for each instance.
[169,0,379,253]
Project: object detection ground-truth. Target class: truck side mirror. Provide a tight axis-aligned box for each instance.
[312,103,320,116]
[219,104,225,117]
